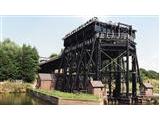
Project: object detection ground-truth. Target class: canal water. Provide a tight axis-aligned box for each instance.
[0,93,52,105]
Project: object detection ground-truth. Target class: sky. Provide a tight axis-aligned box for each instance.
[0,15,159,72]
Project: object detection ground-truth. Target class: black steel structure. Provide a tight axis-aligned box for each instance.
[39,17,142,102]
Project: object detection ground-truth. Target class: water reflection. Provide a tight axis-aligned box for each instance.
[0,93,52,105]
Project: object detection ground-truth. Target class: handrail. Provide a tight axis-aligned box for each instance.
[96,32,135,41]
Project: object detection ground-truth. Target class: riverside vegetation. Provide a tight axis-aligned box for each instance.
[0,39,39,83]
[0,81,31,93]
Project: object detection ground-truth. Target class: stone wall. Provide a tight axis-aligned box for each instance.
[27,89,58,104]
[27,89,102,105]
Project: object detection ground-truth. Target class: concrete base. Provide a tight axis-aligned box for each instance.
[27,89,102,105]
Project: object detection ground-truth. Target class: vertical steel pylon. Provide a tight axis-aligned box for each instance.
[55,18,141,103]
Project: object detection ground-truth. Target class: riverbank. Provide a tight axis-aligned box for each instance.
[0,81,31,93]
[0,82,102,105]
[0,81,158,105]
[28,88,102,105]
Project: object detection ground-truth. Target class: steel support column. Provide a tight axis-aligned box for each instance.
[126,40,129,97]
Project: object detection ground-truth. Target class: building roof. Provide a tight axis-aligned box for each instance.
[90,80,104,88]
[38,73,56,81]
[39,57,62,73]
[143,83,153,89]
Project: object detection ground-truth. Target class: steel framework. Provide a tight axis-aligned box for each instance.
[54,17,142,101]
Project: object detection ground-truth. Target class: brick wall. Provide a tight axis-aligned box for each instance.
[93,88,104,97]
[87,84,104,97]
[40,80,55,90]
[145,89,153,96]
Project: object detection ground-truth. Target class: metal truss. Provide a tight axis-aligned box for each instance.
[55,19,142,103]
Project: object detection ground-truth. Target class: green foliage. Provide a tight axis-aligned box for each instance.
[49,53,58,58]
[140,68,159,80]
[0,39,20,80]
[49,48,64,59]
[21,45,39,82]
[0,39,39,82]
[147,70,159,79]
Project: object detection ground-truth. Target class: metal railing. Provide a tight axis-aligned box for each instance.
[96,32,135,41]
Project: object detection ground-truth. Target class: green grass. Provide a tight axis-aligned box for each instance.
[31,88,100,101]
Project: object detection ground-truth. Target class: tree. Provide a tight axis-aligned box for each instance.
[0,47,10,80]
[0,39,39,82]
[140,68,159,80]
[148,70,159,79]
[21,44,39,82]
[0,39,21,80]
[49,53,58,58]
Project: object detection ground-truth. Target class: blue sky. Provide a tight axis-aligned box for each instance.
[0,16,159,72]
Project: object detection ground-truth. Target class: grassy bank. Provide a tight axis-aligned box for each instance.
[31,88,100,101]
[0,81,31,93]
[128,79,159,94]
